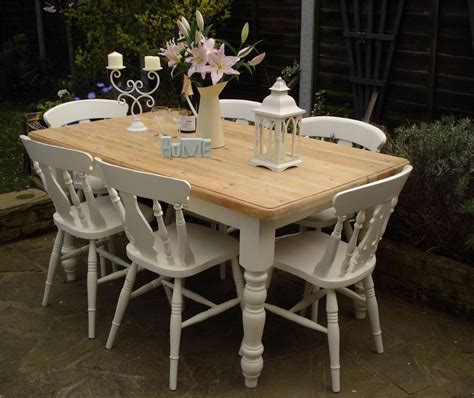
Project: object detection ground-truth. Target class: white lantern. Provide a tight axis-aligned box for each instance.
[252,77,305,172]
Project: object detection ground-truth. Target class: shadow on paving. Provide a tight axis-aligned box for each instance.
[0,232,473,397]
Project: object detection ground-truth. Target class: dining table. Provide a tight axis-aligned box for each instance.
[29,112,409,388]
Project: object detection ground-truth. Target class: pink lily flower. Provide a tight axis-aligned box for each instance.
[185,44,210,79]
[204,44,240,85]
[159,39,184,73]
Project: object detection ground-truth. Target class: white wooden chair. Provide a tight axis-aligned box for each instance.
[298,116,386,230]
[266,165,412,393]
[219,99,261,124]
[43,99,128,128]
[20,135,152,339]
[43,99,128,195]
[296,117,387,318]
[95,158,244,391]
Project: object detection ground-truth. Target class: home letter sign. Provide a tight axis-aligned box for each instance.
[160,136,212,158]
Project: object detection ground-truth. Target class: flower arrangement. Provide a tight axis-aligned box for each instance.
[160,10,265,87]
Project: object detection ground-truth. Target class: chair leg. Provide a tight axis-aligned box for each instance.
[106,262,138,349]
[42,228,65,306]
[326,289,340,393]
[169,278,183,391]
[218,224,227,280]
[311,286,320,322]
[87,240,98,339]
[300,281,313,317]
[99,253,107,278]
[362,275,384,354]
[108,235,118,273]
[230,257,244,306]
[353,282,367,319]
[219,263,227,280]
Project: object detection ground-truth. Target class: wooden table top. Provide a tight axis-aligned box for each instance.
[29,113,409,220]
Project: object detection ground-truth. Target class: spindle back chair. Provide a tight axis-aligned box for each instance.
[20,136,144,338]
[43,99,128,128]
[301,116,386,152]
[267,165,412,393]
[220,99,261,124]
[96,158,244,391]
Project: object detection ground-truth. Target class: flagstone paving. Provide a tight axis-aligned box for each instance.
[0,232,473,397]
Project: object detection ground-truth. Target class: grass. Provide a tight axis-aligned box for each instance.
[0,102,32,194]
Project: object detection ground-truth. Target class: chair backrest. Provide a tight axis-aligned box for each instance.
[95,158,195,267]
[219,99,261,124]
[43,99,128,128]
[301,116,386,152]
[20,136,108,230]
[313,165,412,279]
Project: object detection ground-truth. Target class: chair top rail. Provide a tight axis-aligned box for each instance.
[43,99,128,128]
[95,158,191,205]
[20,135,106,229]
[333,164,412,216]
[21,135,93,173]
[301,116,386,152]
[220,99,261,123]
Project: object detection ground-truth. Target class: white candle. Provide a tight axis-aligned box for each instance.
[107,51,124,69]
[144,56,161,71]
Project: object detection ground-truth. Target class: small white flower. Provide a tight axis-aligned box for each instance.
[57,89,70,99]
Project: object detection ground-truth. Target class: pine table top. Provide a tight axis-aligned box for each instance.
[29,114,409,220]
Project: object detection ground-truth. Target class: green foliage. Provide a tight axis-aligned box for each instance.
[66,0,232,104]
[311,90,329,116]
[0,34,56,103]
[385,117,474,264]
[280,61,300,89]
[0,103,31,193]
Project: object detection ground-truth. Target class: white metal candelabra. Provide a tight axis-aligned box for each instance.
[107,67,161,132]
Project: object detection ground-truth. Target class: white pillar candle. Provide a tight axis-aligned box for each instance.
[144,56,161,71]
[107,51,124,69]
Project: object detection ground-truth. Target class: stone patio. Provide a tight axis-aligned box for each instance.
[0,231,473,397]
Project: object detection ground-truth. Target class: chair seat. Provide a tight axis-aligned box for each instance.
[274,231,375,288]
[297,207,355,228]
[54,196,153,240]
[127,223,239,278]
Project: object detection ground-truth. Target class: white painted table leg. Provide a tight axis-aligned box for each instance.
[241,270,267,388]
[61,232,79,282]
[239,218,275,388]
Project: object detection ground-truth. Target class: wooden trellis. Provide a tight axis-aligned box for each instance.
[340,0,404,122]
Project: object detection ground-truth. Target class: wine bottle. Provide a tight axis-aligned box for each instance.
[178,95,196,133]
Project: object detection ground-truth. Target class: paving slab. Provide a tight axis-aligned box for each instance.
[0,232,473,397]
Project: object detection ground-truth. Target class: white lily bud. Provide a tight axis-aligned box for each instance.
[181,17,191,32]
[238,46,253,58]
[196,10,204,31]
[241,22,249,43]
[177,20,189,37]
[249,52,266,66]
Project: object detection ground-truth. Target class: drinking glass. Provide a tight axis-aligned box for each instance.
[169,108,188,139]
[151,106,169,137]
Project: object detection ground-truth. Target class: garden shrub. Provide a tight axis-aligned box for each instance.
[0,34,56,103]
[385,117,473,265]
[66,0,232,104]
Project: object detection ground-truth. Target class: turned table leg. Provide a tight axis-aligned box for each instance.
[239,218,275,388]
[241,270,267,388]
